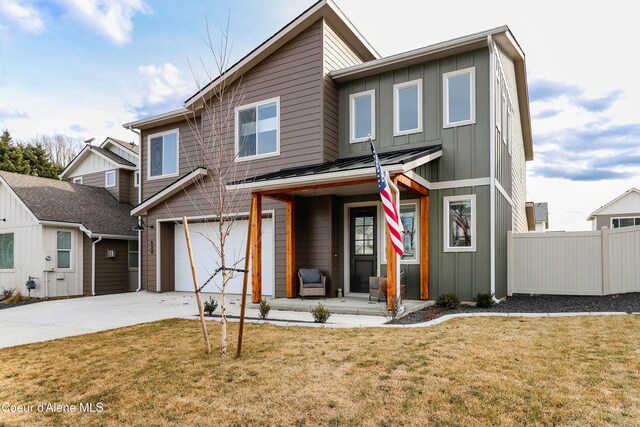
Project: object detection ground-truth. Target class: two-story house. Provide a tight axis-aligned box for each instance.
[124,0,533,302]
[0,137,139,298]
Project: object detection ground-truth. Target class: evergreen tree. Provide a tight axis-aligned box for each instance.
[20,144,64,178]
[0,130,31,174]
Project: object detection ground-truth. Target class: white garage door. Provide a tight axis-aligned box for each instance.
[174,217,274,296]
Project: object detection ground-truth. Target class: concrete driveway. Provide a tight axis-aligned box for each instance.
[0,291,386,349]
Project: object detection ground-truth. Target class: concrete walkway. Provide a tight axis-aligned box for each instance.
[1,291,636,349]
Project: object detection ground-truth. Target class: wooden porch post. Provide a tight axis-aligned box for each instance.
[286,199,296,298]
[420,193,430,300]
[386,180,397,310]
[251,193,262,303]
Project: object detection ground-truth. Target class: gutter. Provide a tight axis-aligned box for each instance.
[91,236,103,296]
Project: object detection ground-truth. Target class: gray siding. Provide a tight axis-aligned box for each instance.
[338,49,491,184]
[80,169,131,203]
[323,21,364,162]
[595,213,640,230]
[495,192,512,298]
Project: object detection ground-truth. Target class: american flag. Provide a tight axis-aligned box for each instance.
[370,140,404,257]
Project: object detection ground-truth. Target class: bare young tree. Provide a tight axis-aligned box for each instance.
[177,19,251,357]
[20,134,81,166]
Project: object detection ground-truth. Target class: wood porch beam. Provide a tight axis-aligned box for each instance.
[386,177,398,310]
[260,178,377,196]
[251,193,262,303]
[263,193,295,202]
[395,173,429,196]
[285,199,296,298]
[420,194,430,300]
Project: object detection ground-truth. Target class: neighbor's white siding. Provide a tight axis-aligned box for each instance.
[496,45,527,233]
[597,191,640,215]
[42,226,84,297]
[69,153,119,177]
[0,183,43,295]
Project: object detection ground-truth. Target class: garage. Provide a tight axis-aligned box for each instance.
[174,217,274,296]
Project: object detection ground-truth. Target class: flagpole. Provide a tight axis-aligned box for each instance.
[386,171,402,308]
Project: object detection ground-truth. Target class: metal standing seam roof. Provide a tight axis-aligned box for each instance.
[90,146,136,167]
[230,145,442,185]
[0,171,137,237]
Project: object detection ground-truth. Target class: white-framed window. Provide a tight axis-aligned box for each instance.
[148,129,179,179]
[134,171,140,187]
[394,80,422,136]
[105,170,116,188]
[128,240,138,268]
[72,177,82,184]
[0,233,14,270]
[382,201,420,263]
[611,217,640,228]
[443,194,476,252]
[443,67,476,128]
[235,97,280,161]
[57,231,72,269]
[350,89,375,143]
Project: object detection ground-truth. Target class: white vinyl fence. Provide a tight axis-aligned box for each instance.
[508,226,640,296]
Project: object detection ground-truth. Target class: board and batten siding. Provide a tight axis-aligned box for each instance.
[42,226,84,297]
[338,49,491,184]
[496,44,527,233]
[323,21,365,162]
[140,19,325,202]
[68,151,120,177]
[0,183,42,294]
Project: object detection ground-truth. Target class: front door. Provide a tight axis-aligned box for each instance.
[350,207,377,293]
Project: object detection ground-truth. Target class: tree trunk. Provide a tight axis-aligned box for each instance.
[219,219,228,356]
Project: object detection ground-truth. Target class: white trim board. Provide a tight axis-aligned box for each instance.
[131,168,208,216]
[401,172,491,191]
[495,180,514,207]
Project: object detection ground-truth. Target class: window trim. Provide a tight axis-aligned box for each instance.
[0,232,14,271]
[349,89,376,143]
[443,67,476,128]
[147,129,180,180]
[393,79,422,136]
[381,200,420,265]
[72,177,82,184]
[234,96,281,162]
[128,239,139,269]
[134,171,140,188]
[56,230,73,271]
[611,216,640,228]
[443,194,477,252]
[105,170,116,188]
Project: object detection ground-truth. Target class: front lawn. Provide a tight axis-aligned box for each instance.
[1,316,639,426]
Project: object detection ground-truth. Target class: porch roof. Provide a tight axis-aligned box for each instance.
[227,144,442,192]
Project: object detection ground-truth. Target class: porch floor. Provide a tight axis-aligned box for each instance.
[261,295,433,316]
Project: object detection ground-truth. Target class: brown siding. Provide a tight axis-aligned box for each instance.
[140,19,325,202]
[83,234,92,295]
[129,171,139,205]
[81,169,128,202]
[323,22,364,162]
[93,239,129,295]
[159,222,174,292]
[118,170,132,204]
[295,195,339,297]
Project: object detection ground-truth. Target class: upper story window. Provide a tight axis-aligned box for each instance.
[72,177,82,184]
[57,231,72,269]
[612,217,640,228]
[443,194,476,252]
[350,90,375,143]
[148,130,179,179]
[394,80,422,136]
[105,170,116,188]
[0,233,14,270]
[443,67,476,128]
[236,97,280,161]
[134,171,140,187]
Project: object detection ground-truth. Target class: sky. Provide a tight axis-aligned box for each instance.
[1,0,639,231]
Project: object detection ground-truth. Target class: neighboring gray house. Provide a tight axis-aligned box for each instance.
[0,171,137,298]
[123,0,533,302]
[526,202,549,231]
[588,188,640,230]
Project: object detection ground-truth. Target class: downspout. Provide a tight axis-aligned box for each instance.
[129,124,143,292]
[488,35,498,303]
[91,236,103,296]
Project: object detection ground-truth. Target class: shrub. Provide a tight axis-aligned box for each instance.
[1,287,15,301]
[259,299,271,320]
[2,291,25,304]
[474,292,496,308]
[310,302,331,323]
[203,296,218,316]
[436,292,461,309]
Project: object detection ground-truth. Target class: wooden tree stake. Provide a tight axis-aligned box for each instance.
[237,196,255,357]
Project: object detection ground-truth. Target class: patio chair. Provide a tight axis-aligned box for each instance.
[369,271,405,303]
[298,268,326,300]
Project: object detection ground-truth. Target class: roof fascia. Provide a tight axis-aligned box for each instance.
[100,138,140,158]
[122,108,192,130]
[131,168,208,216]
[587,188,640,220]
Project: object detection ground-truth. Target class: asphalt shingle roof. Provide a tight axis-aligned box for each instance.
[0,171,137,237]
[90,146,136,167]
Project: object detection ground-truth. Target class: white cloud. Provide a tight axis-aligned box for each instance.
[0,0,44,33]
[0,102,28,120]
[57,0,149,45]
[136,63,195,114]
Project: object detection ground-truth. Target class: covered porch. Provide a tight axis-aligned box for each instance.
[264,295,433,316]
[228,145,442,310]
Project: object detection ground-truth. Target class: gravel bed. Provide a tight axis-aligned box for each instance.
[395,293,640,325]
